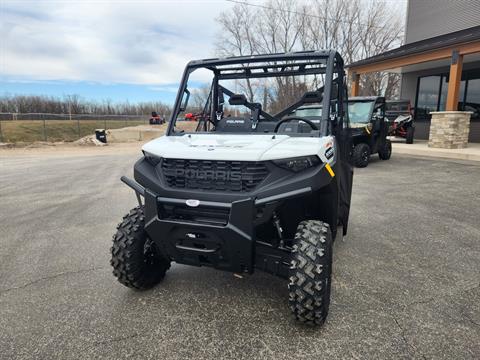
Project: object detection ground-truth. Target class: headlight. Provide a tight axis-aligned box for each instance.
[142,151,161,166]
[273,155,320,172]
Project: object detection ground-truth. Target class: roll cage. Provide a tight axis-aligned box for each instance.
[166,50,347,137]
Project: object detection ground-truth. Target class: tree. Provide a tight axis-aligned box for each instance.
[215,0,404,98]
[0,94,172,116]
[191,85,211,112]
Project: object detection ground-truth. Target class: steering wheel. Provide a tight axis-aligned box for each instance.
[274,116,319,133]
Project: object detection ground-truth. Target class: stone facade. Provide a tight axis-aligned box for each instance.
[428,111,471,149]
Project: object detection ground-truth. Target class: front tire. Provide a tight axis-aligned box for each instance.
[111,206,170,290]
[406,126,414,144]
[289,220,333,326]
[378,139,392,160]
[352,143,370,168]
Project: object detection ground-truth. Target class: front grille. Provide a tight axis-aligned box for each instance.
[161,158,269,192]
[159,203,229,226]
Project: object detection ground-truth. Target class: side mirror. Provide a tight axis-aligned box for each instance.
[179,89,190,112]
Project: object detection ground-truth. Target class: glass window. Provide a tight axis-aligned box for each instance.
[438,75,448,111]
[465,78,480,120]
[439,76,466,111]
[416,76,440,120]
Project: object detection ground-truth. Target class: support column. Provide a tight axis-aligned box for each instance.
[350,72,360,97]
[446,51,463,111]
[428,111,471,148]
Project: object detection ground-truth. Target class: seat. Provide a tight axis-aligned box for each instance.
[255,121,276,133]
[215,117,252,133]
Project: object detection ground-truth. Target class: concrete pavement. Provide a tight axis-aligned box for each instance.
[0,149,479,359]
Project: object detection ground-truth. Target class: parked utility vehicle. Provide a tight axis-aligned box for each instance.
[385,99,415,144]
[286,99,392,168]
[348,96,392,167]
[149,111,165,125]
[111,51,354,326]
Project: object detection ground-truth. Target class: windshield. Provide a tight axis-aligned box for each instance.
[347,101,374,124]
[174,72,327,136]
[292,107,323,117]
[170,55,345,137]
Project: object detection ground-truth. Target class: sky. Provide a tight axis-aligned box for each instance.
[1,0,406,106]
[0,0,234,104]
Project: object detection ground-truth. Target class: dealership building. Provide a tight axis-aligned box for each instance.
[347,0,480,146]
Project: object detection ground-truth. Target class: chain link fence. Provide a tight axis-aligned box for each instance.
[0,113,166,143]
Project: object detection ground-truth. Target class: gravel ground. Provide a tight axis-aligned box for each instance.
[0,148,479,359]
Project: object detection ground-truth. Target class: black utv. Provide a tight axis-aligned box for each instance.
[348,96,392,167]
[111,51,354,326]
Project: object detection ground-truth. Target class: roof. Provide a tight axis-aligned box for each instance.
[347,25,480,69]
[385,99,410,104]
[297,104,323,109]
[184,50,346,81]
[348,96,384,102]
[187,50,341,68]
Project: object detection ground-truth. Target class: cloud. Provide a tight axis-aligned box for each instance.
[1,0,233,85]
[148,86,179,92]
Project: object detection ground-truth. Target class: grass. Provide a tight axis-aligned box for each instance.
[0,119,147,143]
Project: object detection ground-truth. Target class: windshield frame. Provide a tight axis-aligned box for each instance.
[166,51,345,137]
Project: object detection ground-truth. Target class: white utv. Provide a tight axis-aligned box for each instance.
[111,51,354,326]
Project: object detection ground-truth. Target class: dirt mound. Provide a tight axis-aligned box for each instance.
[74,135,107,146]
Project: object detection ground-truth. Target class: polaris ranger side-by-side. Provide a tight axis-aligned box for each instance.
[348,96,392,168]
[111,51,354,326]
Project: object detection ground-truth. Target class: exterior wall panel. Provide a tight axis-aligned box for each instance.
[414,122,430,140]
[400,72,420,103]
[469,122,480,143]
[406,0,480,44]
[410,122,479,142]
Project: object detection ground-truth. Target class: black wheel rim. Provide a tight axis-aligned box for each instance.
[362,150,369,162]
[143,238,159,266]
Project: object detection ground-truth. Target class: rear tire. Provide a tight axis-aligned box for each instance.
[288,220,333,326]
[378,139,392,160]
[111,206,170,290]
[352,143,370,168]
[406,126,414,144]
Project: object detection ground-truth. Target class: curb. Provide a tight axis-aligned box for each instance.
[392,144,480,162]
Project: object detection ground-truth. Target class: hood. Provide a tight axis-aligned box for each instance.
[142,134,335,163]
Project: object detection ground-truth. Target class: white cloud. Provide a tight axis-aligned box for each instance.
[148,86,179,92]
[0,0,233,85]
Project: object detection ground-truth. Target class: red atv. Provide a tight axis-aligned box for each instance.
[184,112,200,121]
[149,111,165,125]
[385,100,415,144]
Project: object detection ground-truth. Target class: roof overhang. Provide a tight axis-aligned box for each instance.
[348,41,480,74]
[346,26,480,74]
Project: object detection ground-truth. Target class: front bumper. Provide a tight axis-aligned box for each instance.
[121,176,312,274]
